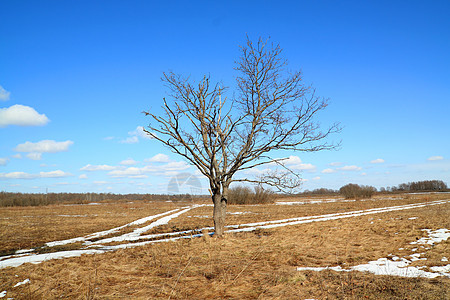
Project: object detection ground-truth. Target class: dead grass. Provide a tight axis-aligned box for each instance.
[0,201,186,254]
[0,194,449,299]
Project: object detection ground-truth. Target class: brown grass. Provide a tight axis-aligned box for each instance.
[0,194,449,299]
[0,201,188,255]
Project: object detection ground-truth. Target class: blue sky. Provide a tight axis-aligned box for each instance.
[1,1,449,194]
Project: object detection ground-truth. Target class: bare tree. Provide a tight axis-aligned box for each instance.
[143,36,341,237]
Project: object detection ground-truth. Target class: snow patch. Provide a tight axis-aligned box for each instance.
[13,278,30,287]
[297,228,450,278]
[0,250,104,269]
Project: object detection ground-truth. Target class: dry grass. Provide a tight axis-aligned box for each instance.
[0,194,449,299]
[0,201,188,255]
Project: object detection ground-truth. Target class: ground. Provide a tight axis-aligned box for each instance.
[0,193,449,299]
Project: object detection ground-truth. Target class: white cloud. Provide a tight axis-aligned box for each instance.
[273,155,316,172]
[0,85,10,101]
[0,158,9,166]
[428,156,443,161]
[0,172,34,179]
[109,167,142,178]
[93,181,108,185]
[11,154,22,159]
[15,140,73,153]
[107,161,190,178]
[0,105,49,127]
[120,136,139,144]
[129,175,148,179]
[120,126,154,143]
[120,158,138,165]
[321,168,336,174]
[80,164,117,171]
[370,158,385,164]
[79,174,88,179]
[131,126,153,139]
[26,153,42,160]
[329,162,342,166]
[40,170,72,178]
[312,176,321,180]
[165,161,191,171]
[338,165,362,171]
[146,153,171,163]
[242,167,270,176]
[0,170,72,179]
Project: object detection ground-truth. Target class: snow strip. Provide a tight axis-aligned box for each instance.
[91,200,450,247]
[228,200,449,231]
[13,278,30,287]
[410,228,450,245]
[0,250,105,269]
[86,200,449,246]
[297,228,450,278]
[87,206,199,245]
[276,198,353,205]
[1,200,448,269]
[45,208,182,247]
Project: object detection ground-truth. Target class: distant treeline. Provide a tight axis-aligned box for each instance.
[380,180,448,193]
[1,179,447,207]
[0,192,209,207]
[302,180,448,196]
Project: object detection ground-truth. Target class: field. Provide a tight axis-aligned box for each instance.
[0,193,449,299]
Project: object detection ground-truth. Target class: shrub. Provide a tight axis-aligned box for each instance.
[227,185,275,205]
[339,183,376,199]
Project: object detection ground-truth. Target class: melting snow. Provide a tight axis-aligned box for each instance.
[13,278,30,287]
[298,228,450,278]
[1,200,448,270]
[410,229,450,245]
[0,250,104,269]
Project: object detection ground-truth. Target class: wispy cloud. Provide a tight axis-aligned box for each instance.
[271,155,316,172]
[26,153,42,160]
[120,126,154,143]
[427,156,443,161]
[370,158,385,164]
[14,140,73,160]
[120,136,139,144]
[0,170,72,179]
[0,85,10,101]
[0,158,9,166]
[108,161,191,178]
[120,158,138,165]
[80,164,118,171]
[0,105,49,127]
[338,165,362,171]
[15,140,73,153]
[321,168,336,174]
[145,153,171,163]
[329,162,342,166]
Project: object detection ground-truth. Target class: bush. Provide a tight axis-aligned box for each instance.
[339,183,376,199]
[227,185,275,205]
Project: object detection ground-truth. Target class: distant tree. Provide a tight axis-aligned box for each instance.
[302,188,337,195]
[339,183,376,199]
[144,36,341,237]
[398,180,448,192]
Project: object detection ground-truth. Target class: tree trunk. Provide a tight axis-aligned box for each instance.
[212,192,227,237]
